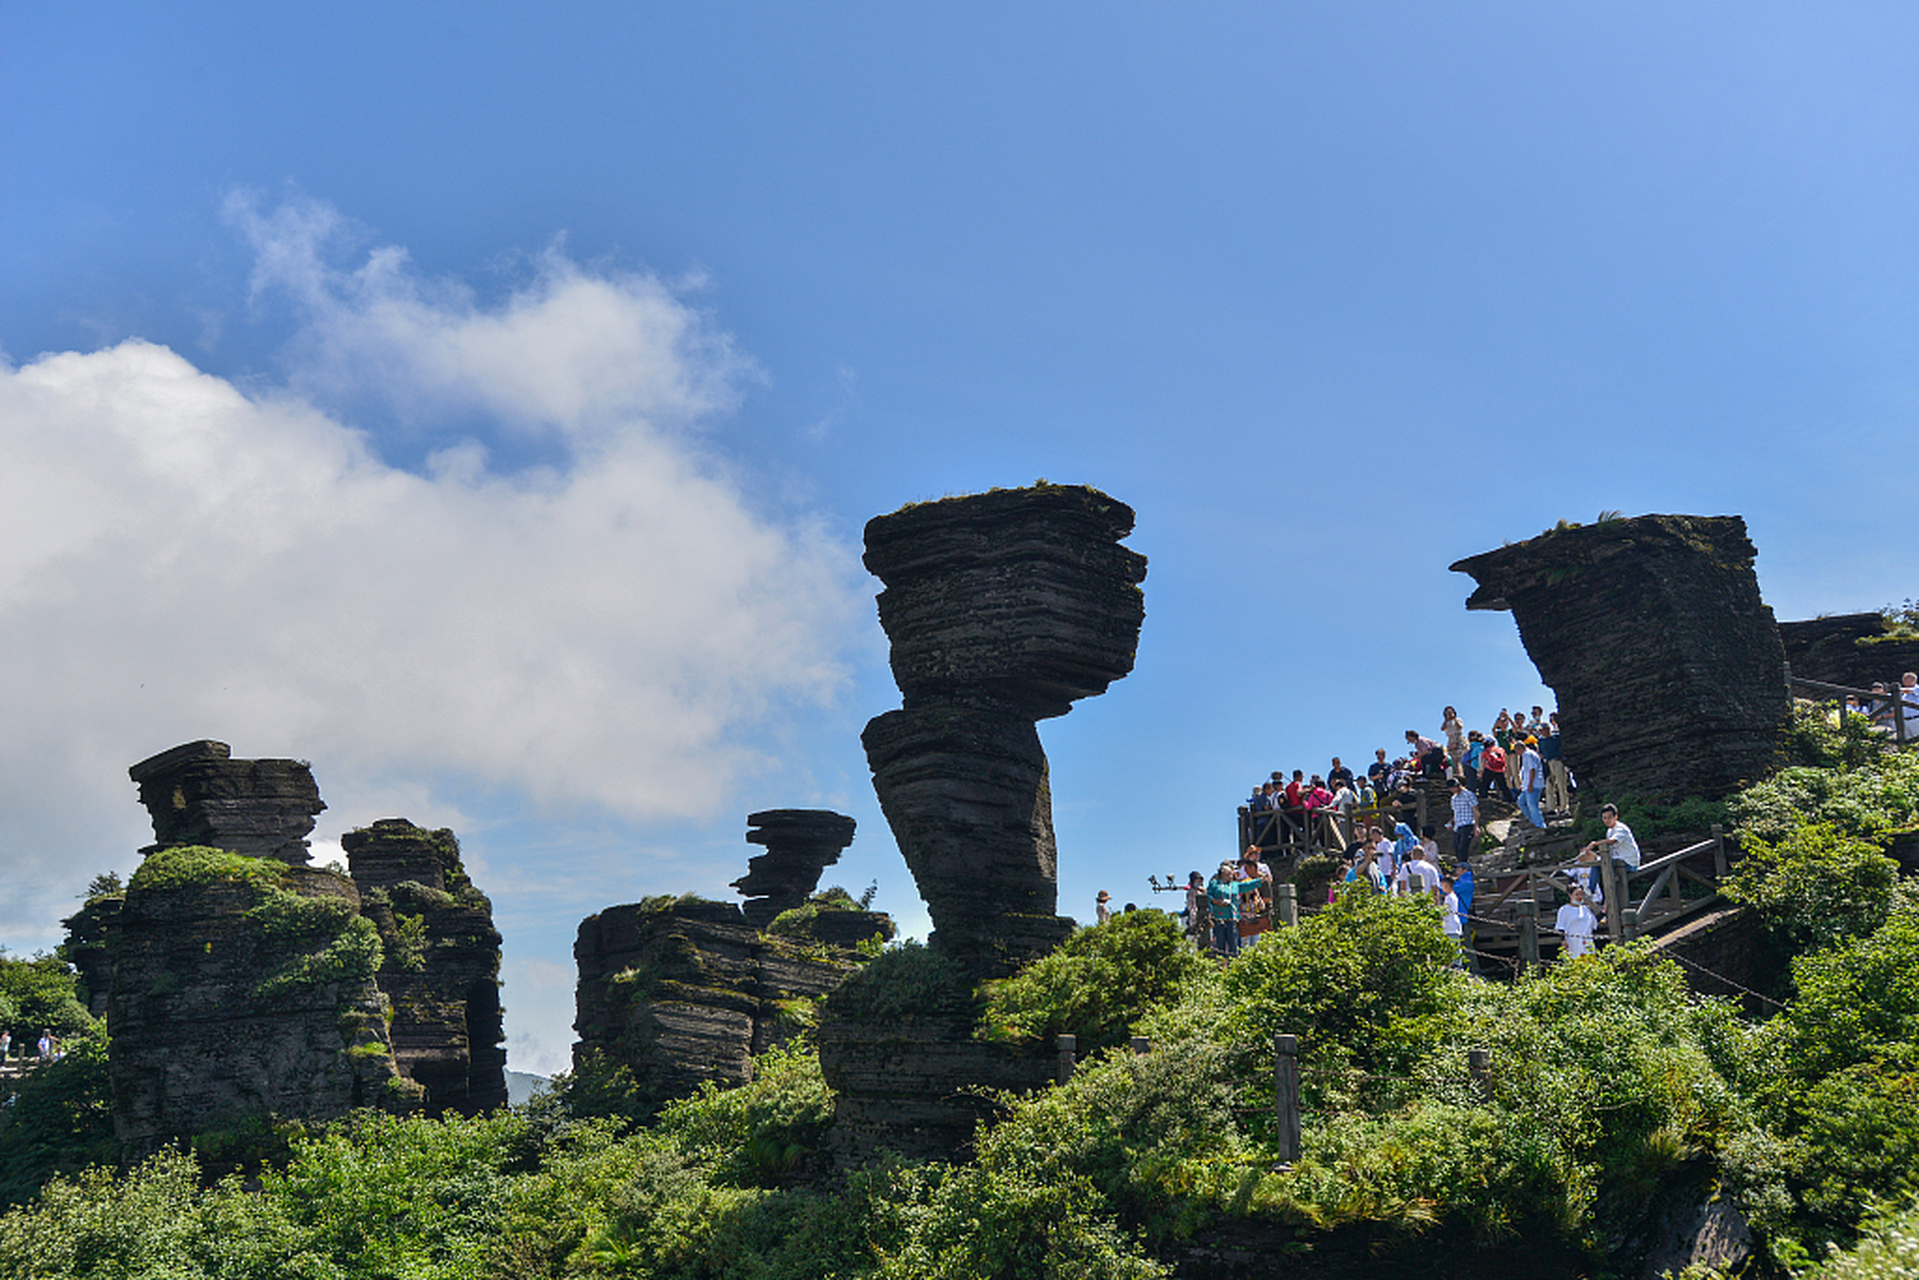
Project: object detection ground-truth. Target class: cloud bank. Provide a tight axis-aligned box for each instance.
[0,200,864,951]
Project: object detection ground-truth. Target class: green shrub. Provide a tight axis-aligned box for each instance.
[1730,754,1919,845]
[1723,822,1899,952]
[127,845,282,892]
[0,1027,115,1209]
[823,941,965,1023]
[980,910,1211,1055]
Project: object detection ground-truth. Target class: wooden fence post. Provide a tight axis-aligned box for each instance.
[1469,1048,1492,1104]
[1518,898,1539,972]
[1274,1033,1301,1164]
[1711,824,1728,879]
[1600,845,1623,944]
[1276,883,1298,928]
[1056,1035,1076,1085]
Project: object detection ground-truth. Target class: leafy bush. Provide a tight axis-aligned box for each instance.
[979,910,1211,1054]
[126,845,282,892]
[1730,754,1919,844]
[823,941,965,1023]
[0,1027,115,1208]
[1723,822,1900,952]
[0,953,93,1037]
[1814,1199,1919,1280]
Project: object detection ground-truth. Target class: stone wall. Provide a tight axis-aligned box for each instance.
[343,819,508,1117]
[1450,515,1789,803]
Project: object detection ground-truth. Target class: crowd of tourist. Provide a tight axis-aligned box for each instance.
[1242,704,1575,856]
[1842,671,1919,739]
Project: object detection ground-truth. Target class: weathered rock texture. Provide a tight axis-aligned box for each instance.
[733,809,858,929]
[1450,515,1788,803]
[343,819,508,1117]
[1778,611,1919,692]
[860,484,1147,977]
[820,485,1146,1166]
[108,850,412,1154]
[128,740,325,864]
[573,894,892,1118]
[60,892,122,1019]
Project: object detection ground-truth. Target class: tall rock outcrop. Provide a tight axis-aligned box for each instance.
[343,819,508,1117]
[732,809,858,929]
[822,483,1146,1165]
[109,846,412,1154]
[105,742,508,1149]
[128,740,325,864]
[859,483,1147,977]
[1450,515,1789,802]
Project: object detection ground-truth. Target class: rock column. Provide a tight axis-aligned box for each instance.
[1450,515,1788,802]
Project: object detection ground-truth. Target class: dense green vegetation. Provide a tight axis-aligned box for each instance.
[4,704,1919,1276]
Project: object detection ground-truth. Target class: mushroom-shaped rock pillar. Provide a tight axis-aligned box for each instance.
[861,484,1146,978]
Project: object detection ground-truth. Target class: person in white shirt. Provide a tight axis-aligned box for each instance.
[1439,877,1464,968]
[1409,852,1444,899]
[1555,885,1600,959]
[1580,804,1641,869]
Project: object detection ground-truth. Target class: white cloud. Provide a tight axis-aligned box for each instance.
[225,192,750,446]
[0,208,866,956]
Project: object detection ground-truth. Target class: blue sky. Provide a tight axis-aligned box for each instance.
[3,3,1914,1073]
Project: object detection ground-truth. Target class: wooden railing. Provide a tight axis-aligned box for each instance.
[1236,780,1454,862]
[1467,826,1733,964]
[1788,672,1918,747]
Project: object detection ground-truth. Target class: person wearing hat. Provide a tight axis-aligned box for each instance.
[1095,890,1112,926]
[1515,734,1546,828]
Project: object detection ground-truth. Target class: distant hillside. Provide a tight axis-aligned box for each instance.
[504,1069,549,1107]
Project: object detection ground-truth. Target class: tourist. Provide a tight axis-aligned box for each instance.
[1238,847,1274,945]
[1095,890,1112,926]
[1408,845,1443,899]
[1441,707,1466,779]
[1440,875,1464,962]
[37,1030,53,1061]
[1185,872,1211,949]
[1542,713,1569,814]
[1516,736,1546,827]
[1579,803,1641,870]
[0,1029,9,1060]
[1478,738,1508,802]
[1367,748,1390,792]
[1555,885,1600,959]
[1331,776,1360,846]
[1447,778,1478,862]
[1328,756,1354,789]
[1207,862,1258,957]
[1405,729,1445,778]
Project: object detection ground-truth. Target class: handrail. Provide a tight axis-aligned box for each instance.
[1789,673,1917,746]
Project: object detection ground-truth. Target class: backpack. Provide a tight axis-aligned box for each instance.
[1483,745,1506,771]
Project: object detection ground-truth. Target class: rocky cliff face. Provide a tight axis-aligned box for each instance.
[1778,612,1919,693]
[859,484,1147,978]
[343,819,507,1117]
[103,743,506,1148]
[128,740,325,864]
[108,847,413,1154]
[572,894,891,1118]
[1450,515,1789,803]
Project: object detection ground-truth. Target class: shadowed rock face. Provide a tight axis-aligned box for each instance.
[128,740,325,865]
[343,819,508,1118]
[732,809,858,929]
[1778,612,1919,693]
[572,894,892,1119]
[1450,515,1789,802]
[859,485,1146,978]
[109,856,410,1154]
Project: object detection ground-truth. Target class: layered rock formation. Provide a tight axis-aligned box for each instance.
[104,742,507,1148]
[573,892,892,1118]
[822,484,1147,1164]
[1778,611,1919,692]
[859,484,1147,977]
[109,847,412,1154]
[732,809,858,929]
[1450,515,1789,803]
[343,819,508,1117]
[128,740,325,864]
